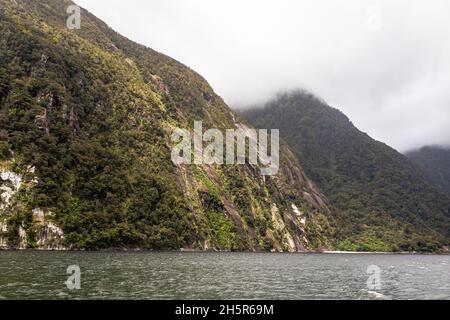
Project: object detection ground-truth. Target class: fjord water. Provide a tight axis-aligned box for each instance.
[0,252,448,300]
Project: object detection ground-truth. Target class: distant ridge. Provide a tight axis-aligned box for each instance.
[242,90,450,252]
[406,146,450,196]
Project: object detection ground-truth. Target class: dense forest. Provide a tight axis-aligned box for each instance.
[407,146,450,196]
[242,90,450,252]
[0,0,334,251]
[2,0,448,253]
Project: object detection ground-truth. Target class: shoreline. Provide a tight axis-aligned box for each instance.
[0,248,448,255]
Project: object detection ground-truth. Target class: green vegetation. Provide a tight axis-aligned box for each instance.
[407,146,450,196]
[0,0,197,249]
[243,90,450,252]
[0,0,334,251]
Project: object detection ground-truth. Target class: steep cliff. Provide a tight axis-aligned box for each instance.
[0,0,334,251]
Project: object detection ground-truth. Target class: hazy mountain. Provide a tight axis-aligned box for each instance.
[0,0,337,251]
[406,146,450,196]
[242,90,450,252]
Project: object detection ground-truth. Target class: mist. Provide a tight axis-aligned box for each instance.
[75,0,450,152]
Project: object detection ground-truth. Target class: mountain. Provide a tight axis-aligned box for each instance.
[406,146,450,196]
[0,0,334,251]
[242,90,450,252]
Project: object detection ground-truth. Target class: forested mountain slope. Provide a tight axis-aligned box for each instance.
[407,146,450,196]
[0,0,334,251]
[243,90,450,252]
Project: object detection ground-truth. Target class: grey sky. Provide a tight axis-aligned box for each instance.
[75,0,450,152]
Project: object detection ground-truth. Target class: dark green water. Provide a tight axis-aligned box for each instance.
[0,251,448,300]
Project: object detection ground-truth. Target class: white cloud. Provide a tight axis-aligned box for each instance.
[75,0,450,151]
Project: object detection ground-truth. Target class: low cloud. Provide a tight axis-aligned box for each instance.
[76,0,450,152]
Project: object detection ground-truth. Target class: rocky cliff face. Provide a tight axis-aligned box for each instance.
[0,0,334,251]
[0,161,65,249]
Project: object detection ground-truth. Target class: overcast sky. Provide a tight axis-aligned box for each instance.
[76,0,450,152]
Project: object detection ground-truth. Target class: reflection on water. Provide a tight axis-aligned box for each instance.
[0,251,449,300]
